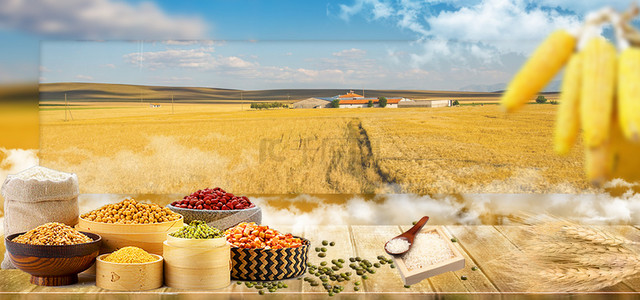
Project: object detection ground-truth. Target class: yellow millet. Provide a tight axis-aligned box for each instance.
[102,246,158,264]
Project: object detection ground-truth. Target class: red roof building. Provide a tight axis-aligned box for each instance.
[338,91,364,99]
[339,98,402,104]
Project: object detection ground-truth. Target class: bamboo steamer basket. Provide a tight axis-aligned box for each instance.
[163,240,230,290]
[166,234,227,248]
[77,216,183,255]
[96,254,163,291]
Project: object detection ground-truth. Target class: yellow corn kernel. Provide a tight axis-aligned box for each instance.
[580,37,617,148]
[584,141,614,186]
[554,53,582,155]
[617,47,640,142]
[501,30,576,112]
[610,113,640,182]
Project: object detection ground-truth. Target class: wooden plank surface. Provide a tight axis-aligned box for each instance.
[301,225,357,295]
[1,225,640,296]
[445,225,522,292]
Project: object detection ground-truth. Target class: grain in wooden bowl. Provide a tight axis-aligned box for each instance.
[5,223,101,286]
[77,198,183,255]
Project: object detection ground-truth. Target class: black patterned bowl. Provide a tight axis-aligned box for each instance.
[230,237,309,281]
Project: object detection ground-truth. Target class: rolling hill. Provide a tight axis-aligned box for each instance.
[40,82,558,103]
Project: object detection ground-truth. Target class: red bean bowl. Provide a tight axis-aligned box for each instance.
[167,205,261,230]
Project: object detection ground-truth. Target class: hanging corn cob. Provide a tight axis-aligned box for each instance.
[501,4,640,186]
[501,30,576,112]
[554,53,582,155]
[618,47,640,141]
[580,37,617,148]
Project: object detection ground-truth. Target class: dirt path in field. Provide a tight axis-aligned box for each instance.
[324,119,391,193]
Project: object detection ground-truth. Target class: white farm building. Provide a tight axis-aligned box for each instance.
[398,100,452,108]
[291,90,453,109]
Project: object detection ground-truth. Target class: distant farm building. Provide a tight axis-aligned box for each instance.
[330,91,410,108]
[149,103,161,108]
[338,97,407,108]
[292,98,331,109]
[291,90,450,109]
[398,100,452,108]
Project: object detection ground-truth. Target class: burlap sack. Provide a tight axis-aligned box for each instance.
[1,168,79,269]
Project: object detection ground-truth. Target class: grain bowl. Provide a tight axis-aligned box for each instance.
[78,199,184,255]
[230,237,309,281]
[5,231,101,286]
[96,253,163,291]
[167,205,261,230]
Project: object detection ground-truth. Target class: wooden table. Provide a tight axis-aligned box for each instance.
[1,225,640,298]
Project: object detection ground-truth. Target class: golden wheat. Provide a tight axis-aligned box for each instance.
[495,220,640,292]
[38,103,591,194]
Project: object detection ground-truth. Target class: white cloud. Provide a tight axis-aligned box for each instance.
[535,0,635,15]
[424,0,580,55]
[332,48,367,58]
[0,0,207,39]
[39,66,51,72]
[162,40,214,46]
[102,64,115,69]
[75,74,94,80]
[123,47,256,70]
[338,0,394,21]
[336,0,587,88]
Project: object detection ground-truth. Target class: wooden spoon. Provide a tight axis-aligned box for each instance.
[384,216,429,255]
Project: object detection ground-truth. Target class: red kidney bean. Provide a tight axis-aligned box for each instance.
[171,187,255,210]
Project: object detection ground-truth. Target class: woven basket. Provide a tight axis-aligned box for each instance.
[230,237,309,281]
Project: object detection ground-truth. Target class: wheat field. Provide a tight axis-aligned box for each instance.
[38,102,591,194]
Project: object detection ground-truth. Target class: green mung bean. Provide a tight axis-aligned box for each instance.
[169,220,222,239]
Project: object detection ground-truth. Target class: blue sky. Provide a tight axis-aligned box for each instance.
[2,0,639,90]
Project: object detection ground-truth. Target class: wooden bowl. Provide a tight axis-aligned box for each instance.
[77,216,183,255]
[4,231,101,286]
[96,253,163,291]
[77,216,183,233]
[167,205,261,230]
